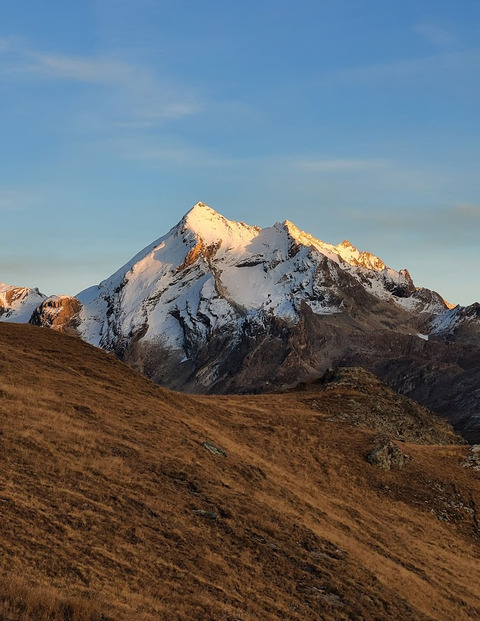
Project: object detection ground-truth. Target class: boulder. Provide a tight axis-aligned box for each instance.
[462,444,480,470]
[367,439,406,470]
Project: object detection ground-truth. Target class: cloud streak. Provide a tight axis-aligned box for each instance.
[27,53,138,84]
[415,24,456,46]
[0,188,41,213]
[332,49,480,87]
[108,139,466,200]
[344,204,480,247]
[0,39,200,124]
[295,158,389,173]
[111,136,392,174]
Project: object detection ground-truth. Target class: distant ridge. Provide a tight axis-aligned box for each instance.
[0,282,46,322]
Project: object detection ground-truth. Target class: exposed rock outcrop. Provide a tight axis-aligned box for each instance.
[30,295,82,335]
[462,445,480,470]
[295,367,462,445]
[366,439,406,470]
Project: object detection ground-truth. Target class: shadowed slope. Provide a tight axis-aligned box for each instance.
[0,323,479,620]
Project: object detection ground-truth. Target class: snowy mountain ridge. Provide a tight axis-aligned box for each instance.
[68,202,449,358]
[3,202,454,338]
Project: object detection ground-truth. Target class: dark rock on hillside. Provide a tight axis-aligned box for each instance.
[366,439,406,470]
[462,445,480,470]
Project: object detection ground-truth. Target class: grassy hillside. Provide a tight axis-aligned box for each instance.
[0,323,479,620]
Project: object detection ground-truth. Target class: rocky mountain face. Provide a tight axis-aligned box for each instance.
[29,295,82,334]
[4,202,480,440]
[431,302,480,346]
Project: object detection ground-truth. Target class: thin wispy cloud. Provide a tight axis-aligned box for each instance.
[0,39,200,124]
[113,141,393,175]
[415,24,456,46]
[345,204,480,246]
[292,156,456,199]
[108,138,459,194]
[111,134,387,171]
[295,158,389,173]
[116,140,219,167]
[0,38,10,52]
[333,49,480,86]
[0,188,40,213]
[27,54,137,84]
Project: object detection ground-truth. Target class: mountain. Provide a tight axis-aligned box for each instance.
[0,282,46,322]
[1,321,480,620]
[6,202,480,439]
[30,202,451,380]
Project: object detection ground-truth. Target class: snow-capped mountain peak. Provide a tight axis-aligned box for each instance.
[57,203,451,361]
[181,202,260,248]
[0,282,46,322]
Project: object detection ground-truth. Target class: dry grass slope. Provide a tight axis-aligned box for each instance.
[0,323,479,620]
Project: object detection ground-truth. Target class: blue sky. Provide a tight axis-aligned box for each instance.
[1,1,479,305]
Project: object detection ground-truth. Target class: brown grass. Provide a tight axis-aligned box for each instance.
[0,322,479,620]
